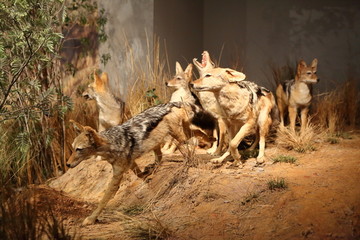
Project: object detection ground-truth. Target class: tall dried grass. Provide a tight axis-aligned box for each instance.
[53,96,98,176]
[312,79,359,133]
[267,60,296,91]
[124,36,171,117]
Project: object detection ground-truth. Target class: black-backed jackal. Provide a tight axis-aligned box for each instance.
[193,51,228,155]
[162,62,198,154]
[67,102,215,225]
[276,59,319,132]
[82,71,128,131]
[191,67,278,167]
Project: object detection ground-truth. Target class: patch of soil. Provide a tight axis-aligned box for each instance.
[38,133,360,239]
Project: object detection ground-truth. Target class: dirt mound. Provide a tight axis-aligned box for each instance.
[45,134,360,239]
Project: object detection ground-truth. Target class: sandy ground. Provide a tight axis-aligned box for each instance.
[37,132,360,239]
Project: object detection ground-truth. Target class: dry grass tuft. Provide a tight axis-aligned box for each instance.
[276,122,323,153]
[122,212,176,240]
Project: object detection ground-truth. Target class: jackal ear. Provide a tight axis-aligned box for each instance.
[311,58,318,70]
[298,59,307,69]
[175,61,183,75]
[202,51,215,68]
[93,71,105,89]
[83,126,106,147]
[201,51,216,70]
[184,63,193,81]
[297,60,307,75]
[100,72,109,84]
[70,120,85,134]
[224,69,246,82]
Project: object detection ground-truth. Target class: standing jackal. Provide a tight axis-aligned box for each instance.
[162,62,198,154]
[82,71,128,131]
[193,51,228,155]
[191,67,278,166]
[276,59,319,132]
[67,102,215,225]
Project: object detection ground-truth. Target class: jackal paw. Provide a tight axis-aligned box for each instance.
[256,156,266,165]
[140,163,156,178]
[162,148,176,155]
[81,216,97,226]
[206,149,215,155]
[226,161,244,169]
[210,157,224,164]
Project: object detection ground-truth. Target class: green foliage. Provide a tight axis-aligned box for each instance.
[268,178,288,191]
[0,0,107,186]
[101,53,111,66]
[272,155,297,164]
[145,88,162,106]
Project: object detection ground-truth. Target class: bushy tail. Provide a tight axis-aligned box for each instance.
[190,105,217,133]
[171,101,217,133]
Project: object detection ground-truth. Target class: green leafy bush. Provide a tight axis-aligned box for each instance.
[0,0,107,186]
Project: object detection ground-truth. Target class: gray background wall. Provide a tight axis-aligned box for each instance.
[99,0,360,99]
[98,0,154,99]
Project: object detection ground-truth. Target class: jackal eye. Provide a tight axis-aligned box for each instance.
[307,71,312,75]
[75,148,84,153]
[313,71,317,74]
[176,77,182,80]
[205,74,212,77]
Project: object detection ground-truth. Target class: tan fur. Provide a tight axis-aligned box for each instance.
[191,67,276,166]
[67,104,214,225]
[166,62,196,104]
[276,59,319,132]
[83,71,128,131]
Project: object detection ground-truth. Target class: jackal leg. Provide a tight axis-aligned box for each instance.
[300,107,309,133]
[277,102,286,127]
[256,106,272,164]
[275,87,286,127]
[153,145,162,164]
[162,137,177,154]
[138,146,163,178]
[130,161,144,178]
[211,120,255,167]
[206,128,219,154]
[82,164,126,226]
[213,118,227,155]
[288,106,297,132]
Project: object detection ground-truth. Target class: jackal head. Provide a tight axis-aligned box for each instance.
[296,58,319,84]
[193,50,215,76]
[67,120,108,168]
[82,71,109,100]
[190,67,246,92]
[166,62,193,89]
